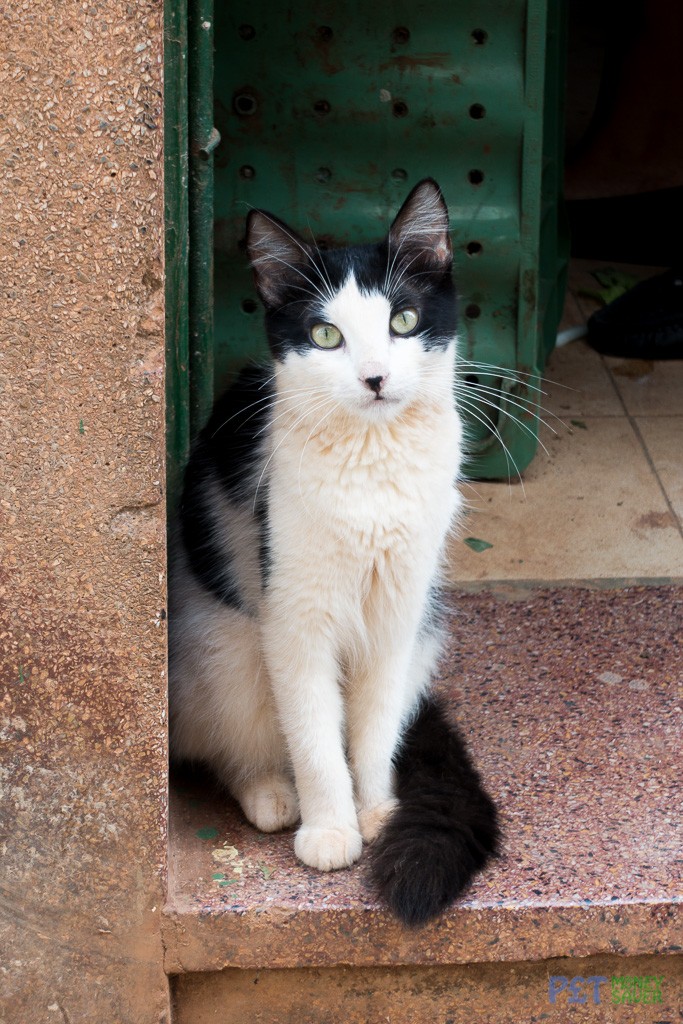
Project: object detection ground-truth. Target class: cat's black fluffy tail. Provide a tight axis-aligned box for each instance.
[369,694,500,927]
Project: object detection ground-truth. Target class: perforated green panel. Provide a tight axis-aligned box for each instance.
[166,1,566,482]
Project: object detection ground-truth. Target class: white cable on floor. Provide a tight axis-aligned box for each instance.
[555,324,587,347]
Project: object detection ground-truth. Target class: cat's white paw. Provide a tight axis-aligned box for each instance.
[238,775,300,833]
[357,798,399,842]
[295,824,363,871]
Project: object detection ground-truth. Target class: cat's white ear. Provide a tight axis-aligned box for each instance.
[246,210,313,307]
[388,179,452,269]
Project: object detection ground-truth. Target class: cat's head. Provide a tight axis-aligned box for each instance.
[246,179,457,421]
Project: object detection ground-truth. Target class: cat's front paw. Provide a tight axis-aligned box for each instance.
[295,824,363,871]
[357,798,399,842]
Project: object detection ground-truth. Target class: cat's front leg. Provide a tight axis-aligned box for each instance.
[261,614,362,871]
[346,649,412,842]
[348,622,441,842]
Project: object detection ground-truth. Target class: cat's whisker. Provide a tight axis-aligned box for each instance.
[453,380,565,437]
[456,399,527,498]
[386,250,424,301]
[210,397,274,438]
[388,264,445,293]
[457,361,549,395]
[383,209,421,295]
[257,369,278,390]
[457,495,487,515]
[457,497,481,512]
[252,389,334,439]
[457,372,551,401]
[211,385,331,438]
[384,221,431,298]
[456,409,528,485]
[383,243,395,295]
[384,235,412,296]
[251,210,337,309]
[304,222,337,304]
[251,211,327,286]
[252,397,339,511]
[296,400,342,517]
[456,389,555,460]
[251,249,334,308]
[245,388,330,433]
[457,358,577,395]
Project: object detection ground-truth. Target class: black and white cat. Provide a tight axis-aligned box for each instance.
[169,179,499,925]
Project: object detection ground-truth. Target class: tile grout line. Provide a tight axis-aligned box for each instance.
[600,355,683,542]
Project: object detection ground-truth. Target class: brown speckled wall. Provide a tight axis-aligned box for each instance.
[0,2,169,1020]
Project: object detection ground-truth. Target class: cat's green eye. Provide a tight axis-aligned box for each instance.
[310,323,343,349]
[390,308,419,335]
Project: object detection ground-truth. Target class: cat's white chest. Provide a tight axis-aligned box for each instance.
[269,403,462,559]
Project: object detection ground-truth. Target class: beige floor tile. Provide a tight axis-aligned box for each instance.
[636,416,683,526]
[447,259,683,585]
[543,340,623,419]
[448,417,683,584]
[604,358,683,417]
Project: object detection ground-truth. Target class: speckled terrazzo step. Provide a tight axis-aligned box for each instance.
[163,586,682,976]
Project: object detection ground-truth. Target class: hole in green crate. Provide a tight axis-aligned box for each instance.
[241,298,258,314]
[392,100,408,118]
[465,303,481,319]
[317,26,333,42]
[463,374,480,386]
[233,92,257,116]
[392,27,410,45]
[314,99,331,115]
[239,165,255,179]
[316,167,332,182]
[468,169,484,185]
[469,103,486,119]
[391,168,407,181]
[471,28,488,45]
[238,24,255,41]
[466,241,483,256]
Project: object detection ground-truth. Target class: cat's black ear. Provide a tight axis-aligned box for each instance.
[246,210,313,307]
[388,178,452,269]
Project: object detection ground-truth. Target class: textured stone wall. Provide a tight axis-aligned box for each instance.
[0,1,169,1020]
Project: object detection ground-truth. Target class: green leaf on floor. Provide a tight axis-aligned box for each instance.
[579,267,639,306]
[258,862,276,880]
[464,537,493,553]
[570,419,588,430]
[212,872,225,881]
[195,826,218,840]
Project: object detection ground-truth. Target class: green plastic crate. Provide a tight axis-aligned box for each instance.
[165,0,567,504]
